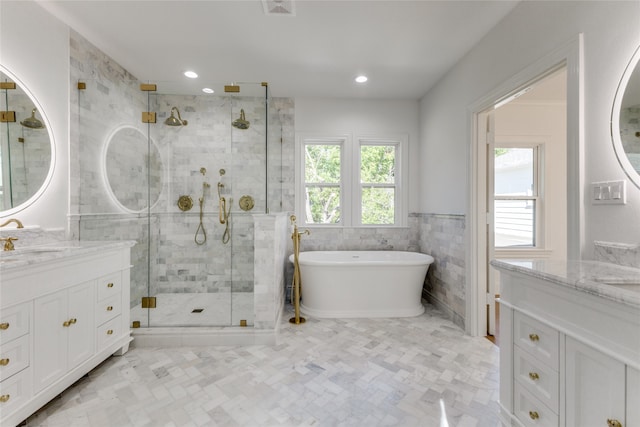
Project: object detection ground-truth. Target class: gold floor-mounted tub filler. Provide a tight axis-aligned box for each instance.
[289,215,310,325]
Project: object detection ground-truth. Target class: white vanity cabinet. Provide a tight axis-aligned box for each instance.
[492,260,640,427]
[0,242,133,427]
[33,281,95,393]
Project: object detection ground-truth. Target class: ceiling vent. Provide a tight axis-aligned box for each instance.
[262,0,295,16]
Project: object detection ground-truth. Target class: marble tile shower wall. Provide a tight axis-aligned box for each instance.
[69,32,293,312]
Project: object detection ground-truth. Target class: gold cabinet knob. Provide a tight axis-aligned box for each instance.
[0,394,10,403]
[0,358,9,366]
[529,411,539,420]
[529,333,540,342]
[107,283,114,288]
[607,419,622,427]
[69,318,77,325]
[0,323,9,330]
[106,306,113,311]
[107,329,114,335]
[529,372,540,381]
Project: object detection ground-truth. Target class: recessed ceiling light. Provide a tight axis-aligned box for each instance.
[202,88,214,94]
[355,75,368,83]
[184,71,198,79]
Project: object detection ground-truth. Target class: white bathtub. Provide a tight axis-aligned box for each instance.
[289,251,434,318]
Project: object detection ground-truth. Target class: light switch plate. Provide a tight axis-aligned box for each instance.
[592,180,626,205]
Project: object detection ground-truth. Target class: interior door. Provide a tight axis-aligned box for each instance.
[485,112,497,337]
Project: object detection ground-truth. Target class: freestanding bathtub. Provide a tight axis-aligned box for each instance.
[289,251,434,318]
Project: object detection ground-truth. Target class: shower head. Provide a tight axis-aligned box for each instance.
[164,107,188,126]
[20,108,45,129]
[232,109,250,130]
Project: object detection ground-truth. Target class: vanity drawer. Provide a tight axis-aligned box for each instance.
[0,334,29,382]
[97,272,121,302]
[0,367,32,419]
[514,312,559,370]
[514,346,559,413]
[0,302,30,345]
[96,294,121,326]
[514,383,558,427]
[97,315,121,352]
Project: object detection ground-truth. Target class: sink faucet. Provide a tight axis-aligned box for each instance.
[0,237,18,251]
[0,218,24,229]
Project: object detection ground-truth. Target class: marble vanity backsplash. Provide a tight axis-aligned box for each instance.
[0,226,66,247]
[594,240,640,269]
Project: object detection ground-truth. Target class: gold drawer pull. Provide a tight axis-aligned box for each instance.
[107,283,114,288]
[63,318,77,327]
[607,419,622,427]
[528,372,539,381]
[0,394,9,403]
[107,329,113,335]
[528,333,539,342]
[529,411,539,420]
[106,306,113,311]
[0,358,9,366]
[0,323,9,330]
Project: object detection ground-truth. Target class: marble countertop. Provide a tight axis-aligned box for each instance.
[0,240,136,271]
[491,259,640,308]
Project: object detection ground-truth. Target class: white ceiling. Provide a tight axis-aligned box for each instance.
[38,0,520,99]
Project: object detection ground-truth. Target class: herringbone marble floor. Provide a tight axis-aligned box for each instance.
[24,305,500,427]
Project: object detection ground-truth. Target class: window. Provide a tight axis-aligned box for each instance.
[493,145,542,247]
[296,134,406,227]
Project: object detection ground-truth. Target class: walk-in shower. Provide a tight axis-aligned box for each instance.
[74,78,284,337]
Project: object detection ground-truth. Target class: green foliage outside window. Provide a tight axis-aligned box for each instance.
[303,142,398,225]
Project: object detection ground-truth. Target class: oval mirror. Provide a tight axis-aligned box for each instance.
[103,125,163,212]
[612,45,640,188]
[0,66,54,213]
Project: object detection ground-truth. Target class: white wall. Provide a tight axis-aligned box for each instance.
[295,97,421,213]
[419,1,640,257]
[0,1,69,229]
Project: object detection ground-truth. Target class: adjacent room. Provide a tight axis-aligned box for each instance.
[1,1,638,426]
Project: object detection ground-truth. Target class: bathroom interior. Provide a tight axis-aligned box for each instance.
[1,0,639,425]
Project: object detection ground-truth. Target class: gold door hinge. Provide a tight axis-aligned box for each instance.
[140,83,157,92]
[142,112,156,123]
[77,82,87,90]
[141,296,157,308]
[224,85,240,93]
[0,82,16,90]
[239,320,247,327]
[0,111,16,122]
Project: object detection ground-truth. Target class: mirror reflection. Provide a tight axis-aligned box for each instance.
[0,70,52,210]
[614,46,640,186]
[104,126,163,211]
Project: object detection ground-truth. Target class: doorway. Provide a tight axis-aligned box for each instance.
[476,67,568,342]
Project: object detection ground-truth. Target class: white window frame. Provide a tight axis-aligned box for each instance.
[295,132,407,227]
[493,142,545,249]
